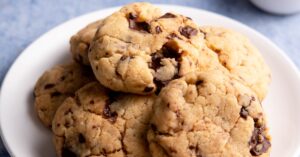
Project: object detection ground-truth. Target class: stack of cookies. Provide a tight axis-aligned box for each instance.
[33,2,272,157]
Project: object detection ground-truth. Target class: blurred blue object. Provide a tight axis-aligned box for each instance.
[0,0,300,156]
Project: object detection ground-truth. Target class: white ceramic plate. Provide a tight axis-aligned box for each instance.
[1,5,300,157]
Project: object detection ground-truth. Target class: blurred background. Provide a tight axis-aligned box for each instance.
[0,0,300,156]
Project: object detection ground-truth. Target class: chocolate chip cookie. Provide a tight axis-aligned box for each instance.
[89,2,212,95]
[34,62,94,128]
[70,19,103,65]
[148,70,271,157]
[52,82,155,157]
[200,26,271,100]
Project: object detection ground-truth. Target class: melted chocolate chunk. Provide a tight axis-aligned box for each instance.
[151,43,182,94]
[44,84,55,89]
[155,26,162,33]
[154,78,166,95]
[103,103,118,123]
[240,106,249,119]
[249,120,271,156]
[128,13,150,33]
[161,44,181,61]
[179,26,198,39]
[61,147,76,157]
[143,86,154,93]
[50,91,61,98]
[78,133,85,143]
[103,91,119,123]
[151,53,164,71]
[160,13,177,18]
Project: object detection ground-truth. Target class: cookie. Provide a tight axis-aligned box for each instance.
[52,82,155,157]
[89,2,213,95]
[148,70,271,157]
[70,19,103,65]
[34,62,94,128]
[199,26,271,100]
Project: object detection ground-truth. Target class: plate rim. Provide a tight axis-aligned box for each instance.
[1,4,300,157]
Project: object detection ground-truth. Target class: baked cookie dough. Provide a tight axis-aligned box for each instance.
[34,62,94,128]
[52,82,155,157]
[199,26,271,100]
[89,2,212,95]
[148,70,271,157]
[70,19,103,65]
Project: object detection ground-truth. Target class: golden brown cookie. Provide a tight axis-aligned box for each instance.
[89,2,212,95]
[70,19,103,65]
[200,26,271,100]
[52,82,155,157]
[34,62,94,128]
[148,70,271,157]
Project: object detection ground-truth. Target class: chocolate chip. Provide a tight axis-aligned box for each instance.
[89,100,94,104]
[78,133,85,143]
[120,55,128,61]
[128,13,150,33]
[61,147,76,157]
[160,13,176,18]
[143,86,154,93]
[103,104,118,123]
[196,80,203,86]
[44,84,55,89]
[240,106,249,119]
[179,26,198,39]
[116,55,131,77]
[64,108,72,115]
[150,53,164,71]
[249,120,271,156]
[60,76,66,81]
[103,92,119,123]
[166,33,179,39]
[154,78,167,95]
[161,44,181,61]
[50,91,61,98]
[155,26,162,34]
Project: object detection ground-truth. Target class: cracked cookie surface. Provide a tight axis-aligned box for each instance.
[52,82,155,157]
[70,19,104,65]
[89,2,215,95]
[200,26,271,101]
[148,70,271,157]
[34,62,94,128]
